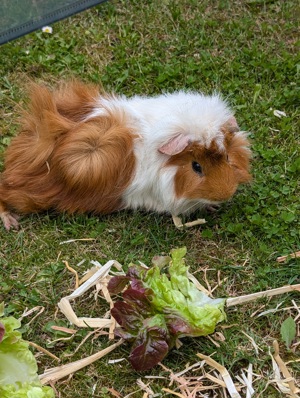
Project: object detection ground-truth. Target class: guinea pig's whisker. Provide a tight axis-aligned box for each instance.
[183,201,202,215]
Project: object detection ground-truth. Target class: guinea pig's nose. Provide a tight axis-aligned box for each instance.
[209,178,238,202]
[216,186,237,201]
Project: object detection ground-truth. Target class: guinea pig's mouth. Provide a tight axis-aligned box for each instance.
[174,196,227,216]
[204,191,236,203]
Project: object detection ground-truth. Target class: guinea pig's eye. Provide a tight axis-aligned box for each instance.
[192,161,203,175]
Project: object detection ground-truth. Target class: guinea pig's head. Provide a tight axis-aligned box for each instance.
[159,116,252,213]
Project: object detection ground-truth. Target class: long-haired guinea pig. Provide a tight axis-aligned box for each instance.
[0,80,251,230]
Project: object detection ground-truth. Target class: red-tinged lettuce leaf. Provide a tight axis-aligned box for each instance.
[122,280,153,314]
[107,275,130,294]
[129,325,170,371]
[165,313,196,336]
[114,327,137,340]
[111,301,142,333]
[108,265,147,295]
[127,264,147,279]
[165,312,217,337]
[110,279,154,339]
[0,322,5,342]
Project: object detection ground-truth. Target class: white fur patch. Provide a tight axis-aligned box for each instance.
[87,91,236,214]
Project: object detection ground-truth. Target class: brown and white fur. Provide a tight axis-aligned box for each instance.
[0,80,251,230]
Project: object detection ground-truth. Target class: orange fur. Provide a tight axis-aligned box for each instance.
[169,129,251,202]
[53,80,103,122]
[0,83,136,220]
[223,129,252,184]
[51,116,136,213]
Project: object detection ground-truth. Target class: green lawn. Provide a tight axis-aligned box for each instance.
[0,1,299,397]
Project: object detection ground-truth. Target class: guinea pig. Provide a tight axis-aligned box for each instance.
[0,80,251,230]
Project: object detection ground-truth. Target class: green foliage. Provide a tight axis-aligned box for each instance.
[280,316,297,349]
[0,314,55,397]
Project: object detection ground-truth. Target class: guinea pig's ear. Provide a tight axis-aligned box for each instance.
[158,133,190,155]
[222,116,239,133]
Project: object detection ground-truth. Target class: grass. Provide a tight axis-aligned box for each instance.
[0,0,299,396]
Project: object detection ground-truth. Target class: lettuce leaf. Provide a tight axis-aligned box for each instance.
[0,383,55,398]
[108,248,226,371]
[0,314,55,398]
[0,322,5,343]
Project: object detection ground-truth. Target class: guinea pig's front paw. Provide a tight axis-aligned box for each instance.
[0,211,20,231]
[205,204,221,213]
